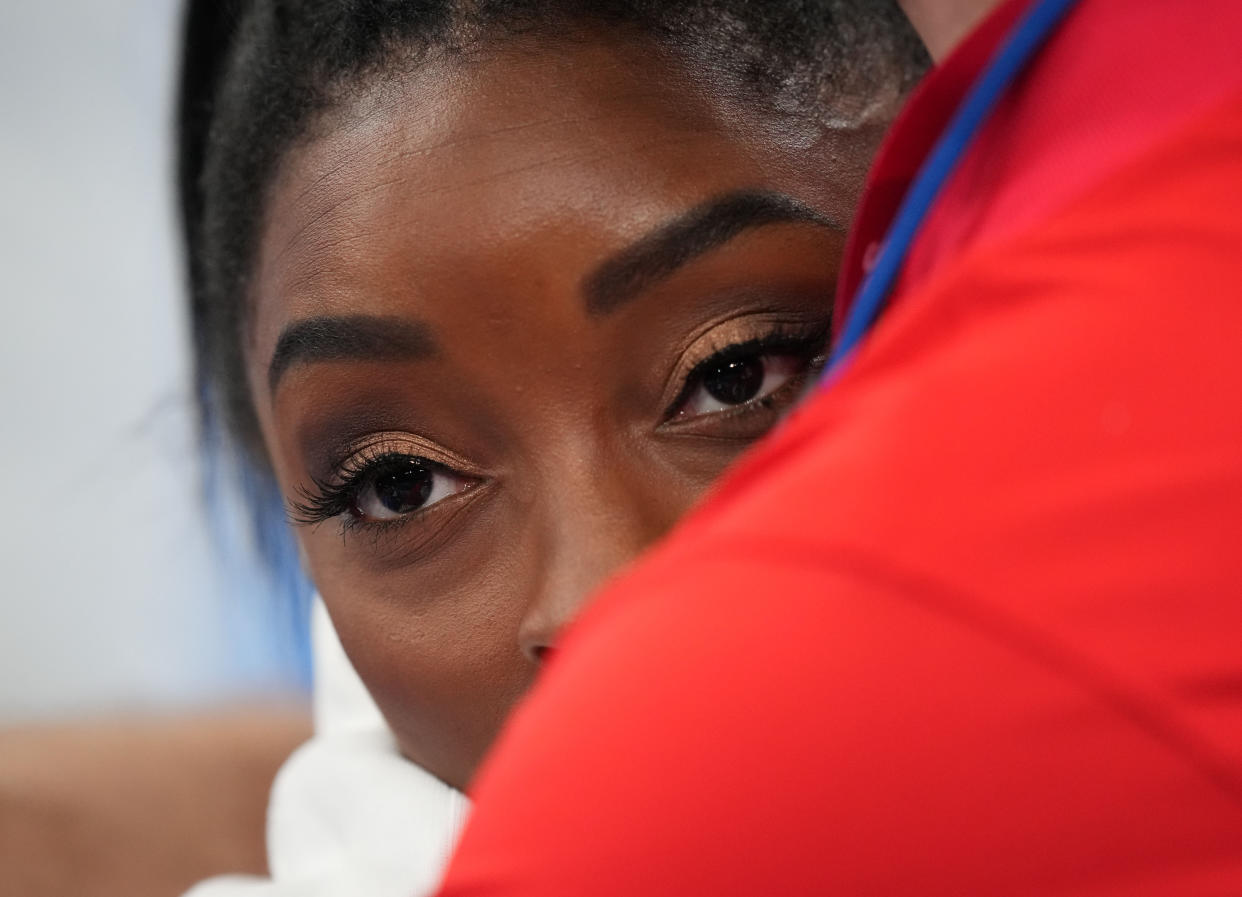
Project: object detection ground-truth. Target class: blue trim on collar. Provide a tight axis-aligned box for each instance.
[824,0,1082,377]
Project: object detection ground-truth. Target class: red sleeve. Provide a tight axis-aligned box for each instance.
[435,96,1242,897]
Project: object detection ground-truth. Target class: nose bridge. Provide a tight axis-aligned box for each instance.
[518,436,671,661]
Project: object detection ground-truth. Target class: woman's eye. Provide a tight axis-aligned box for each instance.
[672,352,806,420]
[351,459,471,522]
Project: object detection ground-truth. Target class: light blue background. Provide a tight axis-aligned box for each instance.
[0,0,310,721]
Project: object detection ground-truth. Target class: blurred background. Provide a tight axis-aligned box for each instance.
[0,2,313,894]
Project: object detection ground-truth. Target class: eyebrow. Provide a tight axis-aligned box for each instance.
[268,314,437,393]
[582,189,842,316]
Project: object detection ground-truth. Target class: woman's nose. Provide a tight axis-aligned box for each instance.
[517,466,676,664]
[517,518,640,664]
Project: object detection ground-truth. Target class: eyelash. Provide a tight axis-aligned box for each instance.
[290,322,830,533]
[289,451,449,531]
[662,322,830,420]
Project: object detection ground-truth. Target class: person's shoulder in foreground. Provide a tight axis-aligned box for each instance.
[436,0,1242,893]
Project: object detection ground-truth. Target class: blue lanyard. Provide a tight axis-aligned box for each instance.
[824,0,1082,378]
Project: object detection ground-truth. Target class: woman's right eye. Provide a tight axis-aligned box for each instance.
[349,457,474,523]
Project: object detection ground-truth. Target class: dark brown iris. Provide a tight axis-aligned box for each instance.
[703,356,764,405]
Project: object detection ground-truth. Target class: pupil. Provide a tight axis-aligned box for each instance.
[374,462,434,514]
[704,356,764,405]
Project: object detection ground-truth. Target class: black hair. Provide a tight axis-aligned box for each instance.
[178,0,926,469]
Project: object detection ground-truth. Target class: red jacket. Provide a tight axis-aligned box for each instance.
[438,1,1242,893]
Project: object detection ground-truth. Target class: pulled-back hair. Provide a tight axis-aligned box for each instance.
[178,0,926,465]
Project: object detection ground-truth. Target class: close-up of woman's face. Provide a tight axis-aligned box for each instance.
[244,32,893,789]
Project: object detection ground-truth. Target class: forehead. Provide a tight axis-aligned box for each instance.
[249,34,832,371]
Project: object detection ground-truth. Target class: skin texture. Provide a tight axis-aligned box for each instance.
[245,32,894,790]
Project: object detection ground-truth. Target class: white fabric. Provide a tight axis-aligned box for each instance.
[185,598,470,897]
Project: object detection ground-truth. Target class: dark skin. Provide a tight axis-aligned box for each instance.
[245,32,893,790]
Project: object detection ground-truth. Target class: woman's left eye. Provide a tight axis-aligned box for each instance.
[670,351,808,421]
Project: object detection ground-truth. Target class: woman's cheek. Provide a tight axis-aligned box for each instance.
[306,531,537,788]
